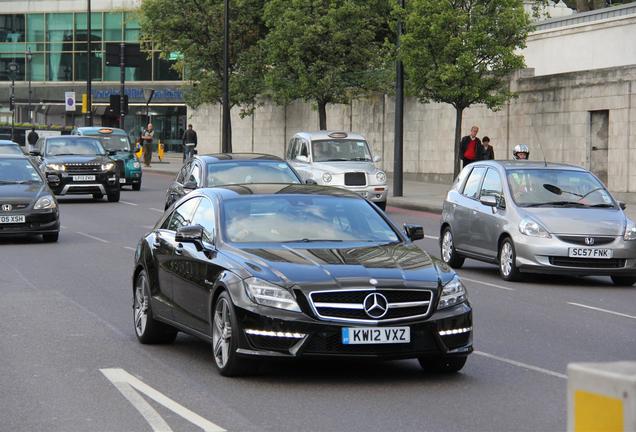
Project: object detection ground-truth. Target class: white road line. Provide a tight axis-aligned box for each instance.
[474,351,567,380]
[567,302,636,320]
[460,276,516,291]
[423,235,439,240]
[149,208,164,213]
[60,225,68,230]
[101,368,225,432]
[106,379,173,432]
[76,232,110,244]
[124,246,136,251]
[120,200,138,206]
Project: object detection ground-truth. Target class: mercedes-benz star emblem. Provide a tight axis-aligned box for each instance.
[1,204,12,212]
[585,237,595,246]
[363,293,389,319]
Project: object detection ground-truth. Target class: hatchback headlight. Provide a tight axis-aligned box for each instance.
[322,172,332,183]
[46,163,65,172]
[34,195,56,210]
[438,276,467,310]
[625,219,636,240]
[244,277,301,312]
[102,162,116,171]
[519,218,551,238]
[376,171,386,183]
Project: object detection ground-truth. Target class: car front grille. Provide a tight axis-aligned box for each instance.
[0,203,29,210]
[116,160,125,177]
[557,236,616,246]
[64,163,101,173]
[344,172,366,186]
[548,257,626,268]
[308,288,434,324]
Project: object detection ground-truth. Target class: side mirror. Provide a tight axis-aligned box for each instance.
[107,150,118,156]
[29,150,41,157]
[404,224,424,241]
[373,155,382,163]
[480,195,498,207]
[296,155,309,163]
[619,201,627,210]
[305,179,317,185]
[175,224,205,250]
[183,180,198,190]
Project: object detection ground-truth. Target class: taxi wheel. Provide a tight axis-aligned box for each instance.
[42,232,59,243]
[212,291,250,377]
[499,238,522,282]
[419,356,467,373]
[440,227,465,268]
[134,270,178,344]
[610,276,636,286]
[133,182,141,191]
[107,189,120,202]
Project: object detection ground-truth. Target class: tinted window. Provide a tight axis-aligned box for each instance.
[167,198,201,231]
[462,167,487,199]
[191,197,216,243]
[206,161,300,186]
[0,158,42,183]
[312,140,372,162]
[45,138,105,156]
[480,168,503,199]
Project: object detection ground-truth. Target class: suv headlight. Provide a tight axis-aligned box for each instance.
[102,162,116,171]
[519,218,551,238]
[244,277,301,312]
[34,195,57,210]
[46,163,65,172]
[438,276,467,310]
[625,219,636,240]
[376,171,386,183]
[322,172,332,183]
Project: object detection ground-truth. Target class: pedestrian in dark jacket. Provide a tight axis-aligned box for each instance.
[459,125,483,168]
[481,136,495,160]
[182,124,198,161]
[27,128,39,151]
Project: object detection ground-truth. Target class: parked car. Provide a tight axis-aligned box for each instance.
[286,131,388,210]
[72,127,142,190]
[31,135,121,202]
[440,160,636,285]
[164,153,303,209]
[0,155,60,242]
[0,140,26,156]
[133,184,472,376]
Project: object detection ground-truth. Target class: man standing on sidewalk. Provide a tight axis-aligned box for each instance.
[27,128,39,152]
[459,125,483,168]
[141,123,154,167]
[182,124,198,161]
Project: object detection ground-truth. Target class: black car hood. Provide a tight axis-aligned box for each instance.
[0,182,46,201]
[223,242,453,288]
[44,155,110,164]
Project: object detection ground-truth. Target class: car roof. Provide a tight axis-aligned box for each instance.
[293,131,367,141]
[0,140,19,145]
[44,135,99,141]
[197,183,362,201]
[0,154,28,159]
[197,153,284,162]
[475,160,587,171]
[74,127,127,136]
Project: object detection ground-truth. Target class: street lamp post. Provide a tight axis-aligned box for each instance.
[393,0,405,197]
[221,0,231,153]
[26,48,32,124]
[85,0,93,126]
[8,61,18,141]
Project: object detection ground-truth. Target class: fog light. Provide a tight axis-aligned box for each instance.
[438,327,472,336]
[245,329,305,338]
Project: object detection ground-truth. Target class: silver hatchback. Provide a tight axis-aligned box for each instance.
[440,161,636,285]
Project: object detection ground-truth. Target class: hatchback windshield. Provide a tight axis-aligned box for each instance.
[207,161,300,186]
[45,138,105,156]
[222,195,398,243]
[312,140,372,162]
[507,169,615,208]
[0,143,23,155]
[0,158,42,184]
[85,134,131,152]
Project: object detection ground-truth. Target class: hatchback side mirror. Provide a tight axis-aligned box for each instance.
[480,195,498,207]
[183,180,198,190]
[619,201,627,210]
[404,224,424,241]
[29,150,41,157]
[176,224,206,250]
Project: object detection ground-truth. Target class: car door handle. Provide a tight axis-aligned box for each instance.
[175,244,184,255]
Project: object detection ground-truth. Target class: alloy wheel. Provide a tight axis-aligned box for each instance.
[500,242,513,277]
[441,231,454,263]
[213,298,232,369]
[134,277,149,337]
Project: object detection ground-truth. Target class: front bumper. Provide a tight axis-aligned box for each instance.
[0,209,59,237]
[334,184,389,203]
[122,166,142,185]
[46,171,120,195]
[513,233,636,276]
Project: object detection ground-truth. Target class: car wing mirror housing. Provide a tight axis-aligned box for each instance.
[404,224,424,241]
[480,195,498,207]
[296,155,309,163]
[183,181,198,190]
[29,150,41,156]
[176,224,206,250]
[373,155,382,163]
[619,201,627,210]
[305,179,317,185]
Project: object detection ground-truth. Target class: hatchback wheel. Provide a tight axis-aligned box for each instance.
[440,228,465,268]
[610,276,636,286]
[499,238,521,281]
[212,292,249,376]
[419,356,467,373]
[133,270,178,344]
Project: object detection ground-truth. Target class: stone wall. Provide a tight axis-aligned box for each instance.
[189,65,636,193]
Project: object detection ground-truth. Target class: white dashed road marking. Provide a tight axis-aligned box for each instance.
[120,201,138,206]
[460,277,516,292]
[75,232,110,244]
[475,351,567,380]
[423,235,439,240]
[124,246,136,252]
[568,302,636,320]
[149,208,164,213]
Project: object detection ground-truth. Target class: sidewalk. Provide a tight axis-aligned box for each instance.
[143,152,636,219]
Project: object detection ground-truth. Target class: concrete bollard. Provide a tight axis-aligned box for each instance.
[568,362,636,432]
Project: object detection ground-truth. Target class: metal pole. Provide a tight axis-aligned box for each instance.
[10,76,15,140]
[120,42,125,129]
[86,0,93,126]
[393,0,405,197]
[222,0,231,153]
[27,48,32,124]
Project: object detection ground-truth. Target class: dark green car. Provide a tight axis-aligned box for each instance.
[71,127,143,190]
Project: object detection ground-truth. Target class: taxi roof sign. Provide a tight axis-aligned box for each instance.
[328,132,348,138]
[98,128,113,134]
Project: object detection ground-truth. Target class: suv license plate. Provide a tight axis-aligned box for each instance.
[73,175,96,181]
[119,178,126,184]
[0,215,25,224]
[342,327,410,345]
[568,248,612,259]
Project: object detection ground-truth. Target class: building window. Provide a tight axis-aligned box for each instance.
[0,14,25,42]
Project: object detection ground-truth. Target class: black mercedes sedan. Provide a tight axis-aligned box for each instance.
[0,155,60,242]
[134,185,472,376]
[164,153,302,209]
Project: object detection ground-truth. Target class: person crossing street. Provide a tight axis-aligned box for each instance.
[182,124,198,161]
[141,123,154,167]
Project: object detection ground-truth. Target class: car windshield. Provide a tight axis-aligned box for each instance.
[312,140,372,162]
[0,144,23,155]
[86,134,131,152]
[221,195,399,243]
[506,169,615,208]
[207,161,300,186]
[45,138,106,156]
[0,158,42,184]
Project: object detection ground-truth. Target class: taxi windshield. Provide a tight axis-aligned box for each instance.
[312,140,372,162]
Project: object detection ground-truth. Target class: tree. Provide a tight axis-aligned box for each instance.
[139,0,266,144]
[399,0,532,177]
[262,0,390,130]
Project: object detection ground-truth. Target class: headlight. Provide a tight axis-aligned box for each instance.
[244,277,301,312]
[46,163,65,171]
[438,276,467,310]
[519,218,551,238]
[34,195,57,210]
[102,162,116,171]
[132,161,141,169]
[625,219,636,240]
[322,172,332,183]
[376,171,386,183]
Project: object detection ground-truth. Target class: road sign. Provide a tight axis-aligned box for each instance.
[65,92,76,112]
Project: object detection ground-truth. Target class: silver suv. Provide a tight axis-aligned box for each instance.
[286,131,388,210]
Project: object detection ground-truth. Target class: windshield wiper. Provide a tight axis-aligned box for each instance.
[49,153,79,156]
[524,201,586,207]
[351,157,371,161]
[589,203,616,208]
[281,238,344,243]
[324,158,349,162]
[0,180,38,185]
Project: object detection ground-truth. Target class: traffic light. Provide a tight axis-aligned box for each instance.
[9,95,15,111]
[109,94,129,115]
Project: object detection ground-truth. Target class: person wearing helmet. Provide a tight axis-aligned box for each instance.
[513,144,529,160]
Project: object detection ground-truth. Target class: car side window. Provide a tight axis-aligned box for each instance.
[177,161,190,184]
[299,141,309,158]
[480,168,503,200]
[188,162,202,186]
[191,197,216,243]
[462,166,487,200]
[167,197,201,232]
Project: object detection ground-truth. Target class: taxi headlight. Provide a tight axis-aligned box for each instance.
[625,219,636,240]
[244,277,301,312]
[46,163,65,172]
[322,172,332,183]
[132,161,141,169]
[438,276,467,310]
[102,162,116,171]
[519,218,551,238]
[34,195,56,210]
[376,171,386,183]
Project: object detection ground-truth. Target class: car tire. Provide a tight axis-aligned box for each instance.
[107,188,120,203]
[610,276,636,286]
[440,227,465,268]
[42,232,59,243]
[376,201,387,211]
[499,238,522,282]
[92,193,104,200]
[133,270,178,344]
[418,356,467,373]
[212,291,250,377]
[133,182,141,191]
